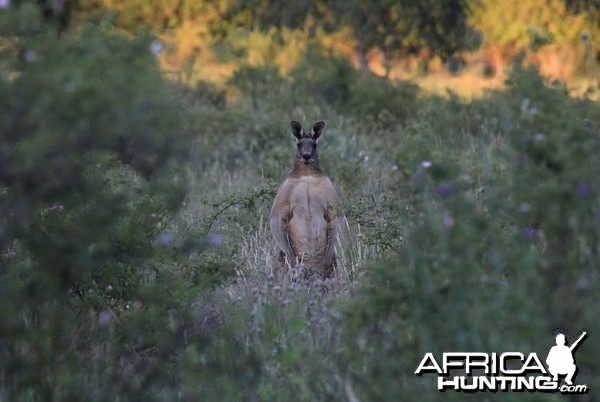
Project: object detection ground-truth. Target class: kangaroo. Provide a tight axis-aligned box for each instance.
[270,120,342,279]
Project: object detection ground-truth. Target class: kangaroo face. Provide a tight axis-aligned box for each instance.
[296,136,318,164]
[290,120,325,165]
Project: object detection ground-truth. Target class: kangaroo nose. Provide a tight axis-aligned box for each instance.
[302,153,311,161]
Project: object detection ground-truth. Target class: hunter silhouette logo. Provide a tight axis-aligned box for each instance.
[415,331,589,394]
[546,332,586,386]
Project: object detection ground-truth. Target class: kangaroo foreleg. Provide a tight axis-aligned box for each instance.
[321,223,338,268]
[270,216,297,266]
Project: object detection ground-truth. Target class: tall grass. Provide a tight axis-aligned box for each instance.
[176,59,599,401]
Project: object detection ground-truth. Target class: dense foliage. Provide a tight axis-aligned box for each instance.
[1,1,599,401]
[43,0,600,83]
[0,3,220,399]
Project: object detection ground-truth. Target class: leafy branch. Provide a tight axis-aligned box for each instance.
[204,183,277,233]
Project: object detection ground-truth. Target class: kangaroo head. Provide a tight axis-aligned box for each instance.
[290,120,325,165]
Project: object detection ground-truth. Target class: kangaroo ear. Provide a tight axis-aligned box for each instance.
[290,121,303,140]
[311,121,325,141]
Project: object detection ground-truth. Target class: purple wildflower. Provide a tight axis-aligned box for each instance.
[443,215,455,228]
[434,183,453,197]
[156,233,174,246]
[24,50,37,62]
[575,182,591,197]
[523,226,537,239]
[208,232,224,246]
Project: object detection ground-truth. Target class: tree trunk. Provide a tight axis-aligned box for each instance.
[355,38,373,76]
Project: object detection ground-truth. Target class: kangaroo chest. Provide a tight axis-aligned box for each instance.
[287,176,330,218]
[284,175,333,261]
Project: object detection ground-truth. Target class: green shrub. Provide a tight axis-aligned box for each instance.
[339,64,600,400]
[289,44,358,106]
[0,4,218,400]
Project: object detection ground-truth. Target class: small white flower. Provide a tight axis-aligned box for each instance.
[575,276,589,290]
[63,81,75,93]
[519,203,532,213]
[391,164,398,171]
[534,133,546,142]
[0,0,10,9]
[421,160,432,169]
[98,310,113,326]
[24,50,37,62]
[150,39,164,55]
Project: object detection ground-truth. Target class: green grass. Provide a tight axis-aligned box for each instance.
[1,13,599,400]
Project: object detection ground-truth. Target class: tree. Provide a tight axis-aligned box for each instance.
[75,0,207,32]
[0,3,206,398]
[332,0,475,76]
[213,0,474,77]
[414,0,476,62]
[333,0,414,76]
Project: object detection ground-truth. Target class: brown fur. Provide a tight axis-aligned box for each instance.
[270,121,341,279]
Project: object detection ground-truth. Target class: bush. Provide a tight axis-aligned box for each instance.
[339,64,600,400]
[0,4,218,400]
[289,44,358,106]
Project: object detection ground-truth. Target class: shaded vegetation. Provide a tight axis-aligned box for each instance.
[0,1,599,401]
